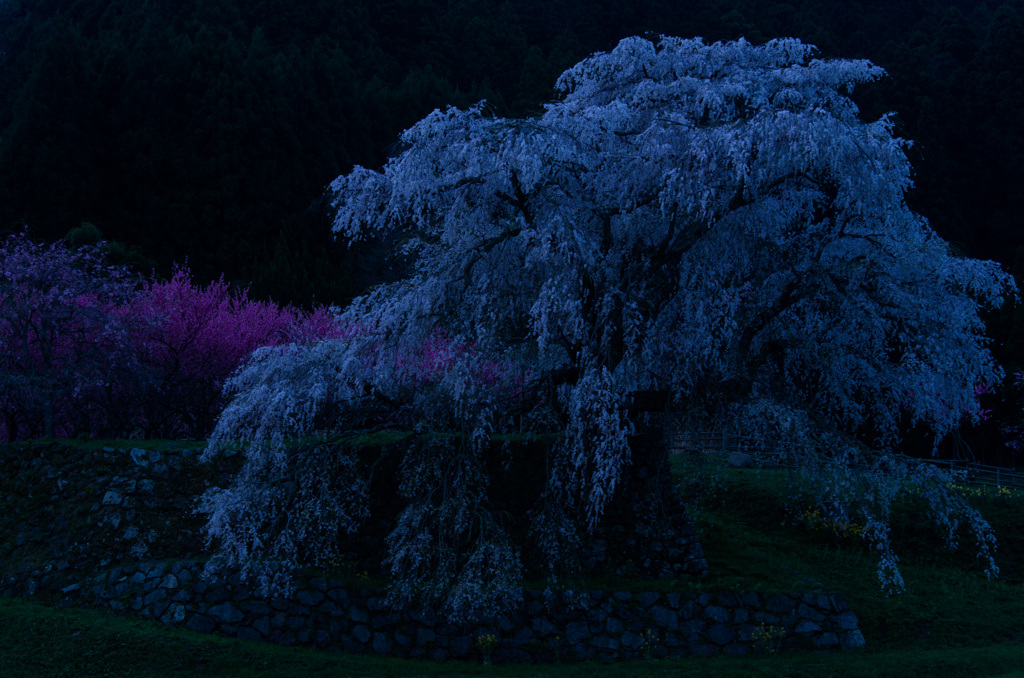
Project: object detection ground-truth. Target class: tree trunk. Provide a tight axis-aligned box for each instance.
[585,414,708,579]
[43,389,55,439]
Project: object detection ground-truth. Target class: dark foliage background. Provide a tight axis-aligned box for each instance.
[1,0,1023,460]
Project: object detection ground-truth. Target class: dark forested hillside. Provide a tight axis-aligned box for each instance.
[0,0,1021,313]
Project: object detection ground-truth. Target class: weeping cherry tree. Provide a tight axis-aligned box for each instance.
[200,36,1014,619]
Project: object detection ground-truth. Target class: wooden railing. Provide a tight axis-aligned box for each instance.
[666,430,1024,490]
[903,456,1024,491]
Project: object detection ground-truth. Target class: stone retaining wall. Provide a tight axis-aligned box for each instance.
[2,442,865,662]
[61,560,864,662]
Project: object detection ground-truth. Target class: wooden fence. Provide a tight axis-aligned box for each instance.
[905,457,1024,491]
[666,430,1024,491]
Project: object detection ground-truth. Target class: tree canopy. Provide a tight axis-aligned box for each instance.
[202,36,1014,620]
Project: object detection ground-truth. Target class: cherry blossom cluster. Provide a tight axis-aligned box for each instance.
[203,36,1016,618]
[1,233,519,443]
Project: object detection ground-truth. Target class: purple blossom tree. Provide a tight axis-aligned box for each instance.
[0,232,140,439]
[201,36,1015,617]
[125,265,340,439]
[0,239,349,441]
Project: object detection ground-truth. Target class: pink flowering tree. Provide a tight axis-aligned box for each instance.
[0,234,350,442]
[124,266,343,439]
[0,232,140,440]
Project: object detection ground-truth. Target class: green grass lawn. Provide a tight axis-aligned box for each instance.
[3,597,1024,678]
[3,449,1024,677]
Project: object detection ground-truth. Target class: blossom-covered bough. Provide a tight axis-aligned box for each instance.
[200,36,1015,620]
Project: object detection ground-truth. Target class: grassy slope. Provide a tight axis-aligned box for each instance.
[2,446,1024,677]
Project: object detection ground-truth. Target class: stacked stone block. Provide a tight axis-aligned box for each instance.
[68,561,864,662]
